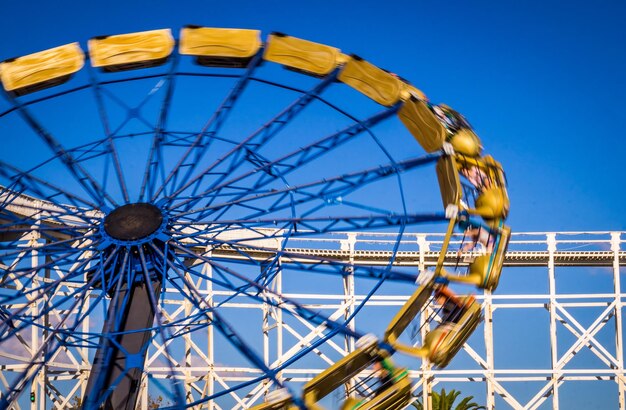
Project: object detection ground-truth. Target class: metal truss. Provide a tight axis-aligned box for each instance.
[1,230,624,409]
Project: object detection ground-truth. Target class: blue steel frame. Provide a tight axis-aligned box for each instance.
[0,41,449,409]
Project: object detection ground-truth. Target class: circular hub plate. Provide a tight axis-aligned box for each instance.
[103,203,163,242]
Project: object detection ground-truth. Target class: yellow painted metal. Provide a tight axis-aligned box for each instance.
[338,56,403,106]
[179,26,261,67]
[398,97,447,152]
[436,156,461,210]
[385,286,482,368]
[353,368,412,410]
[341,397,363,410]
[0,43,84,95]
[434,218,458,278]
[454,154,510,222]
[400,83,427,102]
[472,187,510,221]
[303,337,400,409]
[264,33,341,76]
[249,390,298,410]
[449,128,483,157]
[426,297,482,367]
[88,29,174,72]
[443,224,511,291]
[456,155,506,186]
[384,283,434,358]
[481,224,510,290]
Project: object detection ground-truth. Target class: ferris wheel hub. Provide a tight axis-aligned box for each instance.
[103,203,164,243]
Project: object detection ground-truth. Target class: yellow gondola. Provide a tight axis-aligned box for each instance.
[179,26,261,68]
[436,155,509,223]
[398,97,447,153]
[338,56,403,107]
[435,104,483,157]
[399,98,483,157]
[264,33,347,77]
[88,29,174,72]
[457,156,510,222]
[302,335,412,410]
[343,367,412,410]
[384,285,482,368]
[425,295,482,367]
[0,43,84,96]
[445,223,511,291]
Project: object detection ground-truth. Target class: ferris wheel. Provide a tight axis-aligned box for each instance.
[0,27,510,409]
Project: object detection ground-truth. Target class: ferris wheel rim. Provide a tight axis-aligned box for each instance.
[0,27,449,409]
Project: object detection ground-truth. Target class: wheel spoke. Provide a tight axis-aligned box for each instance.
[165,69,339,209]
[1,90,117,208]
[172,153,440,222]
[87,64,132,204]
[153,53,264,202]
[0,27,501,408]
[140,55,180,202]
[171,106,399,217]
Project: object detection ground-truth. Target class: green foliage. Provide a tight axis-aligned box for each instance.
[411,388,486,410]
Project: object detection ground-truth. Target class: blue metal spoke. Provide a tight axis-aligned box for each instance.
[0,241,102,306]
[0,267,99,344]
[147,244,305,406]
[173,153,441,222]
[0,195,96,235]
[0,233,97,264]
[345,225,407,327]
[100,86,161,135]
[0,160,99,211]
[160,239,358,342]
[170,242,362,340]
[170,106,399,216]
[0,244,110,332]
[171,235,419,284]
[1,91,117,208]
[152,52,264,202]
[212,310,305,407]
[87,64,131,204]
[137,247,186,408]
[165,69,339,209]
[2,283,108,407]
[0,247,118,407]
[174,213,445,244]
[164,246,242,297]
[0,215,92,248]
[155,242,261,313]
[140,54,180,202]
[172,233,421,290]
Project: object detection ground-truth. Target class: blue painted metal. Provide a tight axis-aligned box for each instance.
[0,160,99,210]
[166,69,340,211]
[140,54,180,202]
[170,243,363,340]
[87,62,131,204]
[173,153,441,222]
[154,51,264,201]
[170,106,401,223]
[0,246,119,408]
[137,247,186,409]
[0,45,450,408]
[1,90,116,208]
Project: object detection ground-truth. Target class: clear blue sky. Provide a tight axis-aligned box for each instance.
[1,1,625,409]
[1,0,625,231]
